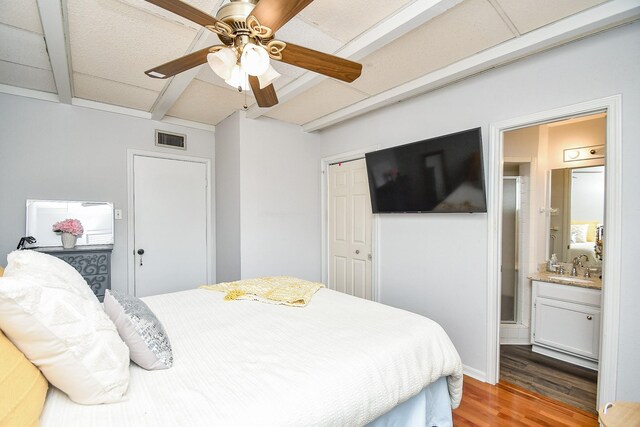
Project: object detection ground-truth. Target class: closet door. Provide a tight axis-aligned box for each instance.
[328,158,372,300]
[133,155,208,297]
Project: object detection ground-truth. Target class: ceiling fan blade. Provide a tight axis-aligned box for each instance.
[278,43,362,83]
[249,76,279,107]
[250,0,314,33]
[144,0,220,27]
[145,45,220,79]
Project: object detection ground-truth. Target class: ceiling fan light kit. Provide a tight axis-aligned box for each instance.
[225,64,251,92]
[206,48,236,81]
[143,0,363,108]
[240,43,270,76]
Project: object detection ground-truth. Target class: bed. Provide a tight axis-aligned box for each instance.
[40,287,463,426]
[567,242,598,264]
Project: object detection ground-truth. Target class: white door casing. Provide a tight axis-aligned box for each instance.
[487,95,622,407]
[130,153,209,297]
[328,159,373,299]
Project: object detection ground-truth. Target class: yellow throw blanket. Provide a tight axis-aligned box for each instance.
[200,276,324,307]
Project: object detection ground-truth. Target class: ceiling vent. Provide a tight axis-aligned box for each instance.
[156,130,186,150]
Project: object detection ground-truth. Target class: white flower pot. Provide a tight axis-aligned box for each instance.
[61,232,77,249]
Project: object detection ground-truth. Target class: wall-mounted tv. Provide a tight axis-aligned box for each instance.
[365,128,487,213]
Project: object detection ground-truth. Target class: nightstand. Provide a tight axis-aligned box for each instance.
[36,245,113,302]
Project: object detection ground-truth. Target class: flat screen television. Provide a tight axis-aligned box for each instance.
[365,128,487,213]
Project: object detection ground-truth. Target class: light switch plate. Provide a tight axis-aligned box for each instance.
[115,209,123,220]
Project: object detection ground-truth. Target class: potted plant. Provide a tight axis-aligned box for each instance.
[52,219,84,249]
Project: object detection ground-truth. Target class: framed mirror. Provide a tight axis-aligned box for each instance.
[26,200,114,247]
[548,166,604,266]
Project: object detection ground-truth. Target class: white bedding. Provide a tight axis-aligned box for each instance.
[568,242,601,266]
[41,288,463,426]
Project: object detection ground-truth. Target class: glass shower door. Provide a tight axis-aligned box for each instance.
[501,177,520,323]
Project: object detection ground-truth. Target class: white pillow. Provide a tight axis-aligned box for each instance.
[104,290,173,370]
[570,224,589,244]
[0,252,130,405]
[4,250,100,306]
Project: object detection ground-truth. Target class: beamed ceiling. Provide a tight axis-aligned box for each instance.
[0,0,638,131]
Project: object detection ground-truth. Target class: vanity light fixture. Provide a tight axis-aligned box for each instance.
[563,145,605,162]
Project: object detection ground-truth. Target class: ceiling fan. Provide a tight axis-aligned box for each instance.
[144,0,363,108]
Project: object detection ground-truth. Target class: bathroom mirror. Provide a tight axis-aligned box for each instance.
[26,200,114,247]
[548,166,604,266]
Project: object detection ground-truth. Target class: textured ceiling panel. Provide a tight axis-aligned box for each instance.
[276,17,343,54]
[73,72,160,111]
[0,0,43,34]
[0,24,51,69]
[0,60,56,93]
[196,65,294,91]
[350,0,514,96]
[298,0,413,43]
[495,0,607,34]
[116,0,222,31]
[167,79,252,125]
[67,0,198,92]
[265,80,367,125]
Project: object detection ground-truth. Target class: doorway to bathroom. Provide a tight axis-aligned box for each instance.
[496,110,609,414]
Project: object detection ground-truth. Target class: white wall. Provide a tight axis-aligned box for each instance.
[239,115,322,281]
[215,112,241,282]
[215,112,322,282]
[318,22,640,399]
[0,94,216,293]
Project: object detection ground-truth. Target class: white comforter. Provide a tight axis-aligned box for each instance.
[41,288,463,426]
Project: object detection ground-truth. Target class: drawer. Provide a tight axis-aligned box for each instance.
[533,280,601,307]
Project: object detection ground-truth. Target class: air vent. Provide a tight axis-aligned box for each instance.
[155,130,186,150]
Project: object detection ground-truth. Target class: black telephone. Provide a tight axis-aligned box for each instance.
[17,236,37,250]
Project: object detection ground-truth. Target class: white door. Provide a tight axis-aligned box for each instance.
[328,158,373,299]
[133,155,208,297]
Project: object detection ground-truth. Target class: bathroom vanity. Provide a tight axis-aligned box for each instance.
[529,272,602,370]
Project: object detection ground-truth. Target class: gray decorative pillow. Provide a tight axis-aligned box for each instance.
[103,290,173,370]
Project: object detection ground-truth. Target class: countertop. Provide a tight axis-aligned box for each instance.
[529,271,602,290]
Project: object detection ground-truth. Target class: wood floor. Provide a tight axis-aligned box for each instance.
[499,345,597,413]
[452,375,598,426]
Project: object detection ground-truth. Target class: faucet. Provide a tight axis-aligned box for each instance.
[571,257,580,276]
[571,255,589,277]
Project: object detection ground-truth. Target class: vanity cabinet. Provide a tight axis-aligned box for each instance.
[36,245,112,302]
[531,280,601,369]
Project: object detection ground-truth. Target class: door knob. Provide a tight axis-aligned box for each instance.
[355,250,360,254]
[137,249,145,255]
[587,315,593,320]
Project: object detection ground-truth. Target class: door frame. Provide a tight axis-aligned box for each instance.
[127,149,214,296]
[486,95,622,407]
[321,146,380,301]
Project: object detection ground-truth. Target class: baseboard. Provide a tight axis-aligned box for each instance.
[500,337,531,345]
[463,365,487,382]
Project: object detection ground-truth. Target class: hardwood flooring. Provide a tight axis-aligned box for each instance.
[452,375,598,426]
[499,345,597,414]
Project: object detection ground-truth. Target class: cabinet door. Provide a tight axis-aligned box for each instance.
[534,297,600,360]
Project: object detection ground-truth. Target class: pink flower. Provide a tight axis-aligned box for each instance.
[52,218,84,236]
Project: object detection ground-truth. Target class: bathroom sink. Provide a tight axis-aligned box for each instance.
[548,276,594,285]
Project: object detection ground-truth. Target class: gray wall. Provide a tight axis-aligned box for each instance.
[0,95,216,293]
[215,112,241,282]
[215,112,322,282]
[318,22,640,399]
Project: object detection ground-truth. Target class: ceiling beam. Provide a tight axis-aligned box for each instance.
[150,29,219,121]
[36,0,73,104]
[302,0,640,132]
[245,0,465,119]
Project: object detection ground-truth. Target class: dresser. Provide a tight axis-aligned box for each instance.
[36,245,113,302]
